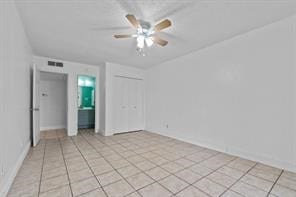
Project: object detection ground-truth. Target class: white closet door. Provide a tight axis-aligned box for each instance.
[127,78,138,131]
[135,79,144,130]
[113,76,128,132]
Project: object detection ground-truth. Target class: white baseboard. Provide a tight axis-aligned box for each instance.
[40,125,66,131]
[0,141,31,197]
[147,129,296,173]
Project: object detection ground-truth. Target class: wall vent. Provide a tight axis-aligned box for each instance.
[48,61,55,66]
[56,62,63,67]
[47,61,64,68]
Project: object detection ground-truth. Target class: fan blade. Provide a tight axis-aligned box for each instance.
[126,14,140,28]
[114,34,133,38]
[154,19,171,32]
[153,37,168,47]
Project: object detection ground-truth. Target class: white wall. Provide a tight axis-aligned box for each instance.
[104,62,146,136]
[146,16,296,172]
[40,72,67,130]
[0,1,33,196]
[33,56,101,136]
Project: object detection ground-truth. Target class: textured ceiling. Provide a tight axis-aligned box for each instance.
[16,0,296,68]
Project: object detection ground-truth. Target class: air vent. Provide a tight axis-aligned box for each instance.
[47,60,64,68]
[56,62,63,67]
[48,61,55,66]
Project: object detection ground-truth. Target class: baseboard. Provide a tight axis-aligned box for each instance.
[40,125,66,131]
[147,129,296,173]
[0,141,31,197]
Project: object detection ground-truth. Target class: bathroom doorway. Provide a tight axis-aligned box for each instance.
[77,75,96,133]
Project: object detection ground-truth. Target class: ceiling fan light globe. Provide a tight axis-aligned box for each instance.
[145,37,153,47]
[137,35,145,48]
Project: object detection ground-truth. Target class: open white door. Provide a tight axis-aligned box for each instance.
[32,64,40,146]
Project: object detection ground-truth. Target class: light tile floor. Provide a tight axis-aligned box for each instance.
[7,129,296,197]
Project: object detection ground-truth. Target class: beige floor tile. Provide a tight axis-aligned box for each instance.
[141,152,159,159]
[91,164,114,175]
[221,190,244,197]
[109,159,130,169]
[125,192,141,197]
[174,158,195,168]
[282,171,296,182]
[149,156,170,165]
[40,175,69,193]
[42,166,67,180]
[126,172,155,190]
[227,158,256,172]
[255,164,282,175]
[88,157,109,167]
[145,167,170,181]
[71,177,100,196]
[134,160,156,171]
[175,169,202,184]
[241,174,274,192]
[126,155,146,164]
[67,162,89,173]
[79,188,107,197]
[176,186,209,197]
[7,182,39,197]
[119,150,137,158]
[189,164,213,176]
[231,181,268,197]
[117,165,141,178]
[161,162,184,174]
[194,178,227,197]
[68,168,93,183]
[159,175,189,194]
[249,168,280,182]
[277,175,296,190]
[138,182,172,197]
[218,166,245,179]
[39,185,72,197]
[97,170,123,186]
[271,184,296,197]
[103,179,135,197]
[207,171,237,187]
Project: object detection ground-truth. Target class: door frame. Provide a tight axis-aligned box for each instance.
[77,75,97,132]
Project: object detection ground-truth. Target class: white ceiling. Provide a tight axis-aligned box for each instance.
[16,0,296,68]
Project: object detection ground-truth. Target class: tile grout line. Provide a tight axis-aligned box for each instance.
[267,169,284,196]
[58,137,75,197]
[70,136,109,197]
[37,140,47,197]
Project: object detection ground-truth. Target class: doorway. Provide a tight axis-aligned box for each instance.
[39,71,68,139]
[77,75,96,133]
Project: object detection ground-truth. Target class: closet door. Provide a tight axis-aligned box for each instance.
[127,78,138,131]
[128,79,144,131]
[113,76,128,132]
[135,79,144,130]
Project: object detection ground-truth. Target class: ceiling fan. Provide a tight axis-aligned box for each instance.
[114,14,172,51]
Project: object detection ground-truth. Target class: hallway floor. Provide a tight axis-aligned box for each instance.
[7,130,296,197]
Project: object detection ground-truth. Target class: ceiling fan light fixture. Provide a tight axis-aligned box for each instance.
[145,37,153,47]
[137,35,145,48]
